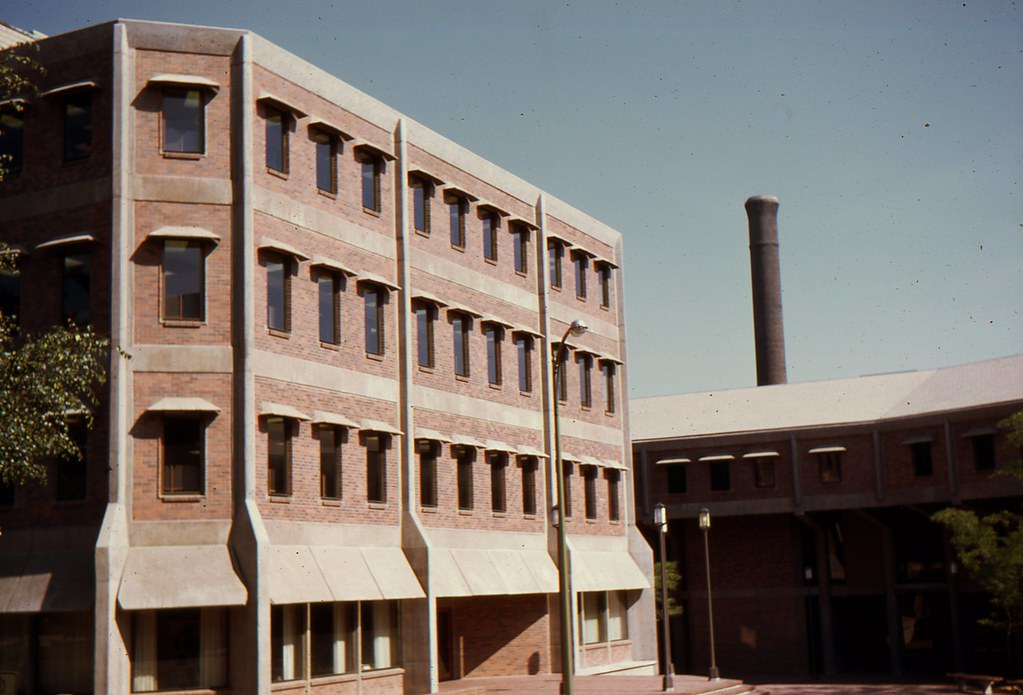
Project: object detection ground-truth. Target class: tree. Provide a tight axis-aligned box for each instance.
[932,412,1023,675]
[654,560,683,621]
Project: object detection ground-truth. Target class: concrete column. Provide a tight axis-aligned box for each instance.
[745,195,787,386]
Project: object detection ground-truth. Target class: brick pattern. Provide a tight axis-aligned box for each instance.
[440,595,550,678]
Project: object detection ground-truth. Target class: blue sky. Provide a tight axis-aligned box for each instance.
[6,0,1021,398]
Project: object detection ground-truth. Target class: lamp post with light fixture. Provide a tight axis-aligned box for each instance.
[552,319,588,695]
[654,503,674,691]
[699,507,719,680]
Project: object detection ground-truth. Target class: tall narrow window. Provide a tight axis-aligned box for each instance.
[911,441,933,477]
[607,591,628,641]
[548,240,563,289]
[133,608,227,691]
[578,353,593,409]
[449,196,467,248]
[364,285,385,355]
[597,263,612,309]
[162,416,203,495]
[319,426,342,499]
[583,465,598,520]
[63,250,91,325]
[318,272,340,345]
[313,130,337,193]
[418,439,438,508]
[265,107,287,174]
[485,324,502,386]
[411,178,431,234]
[360,155,382,212]
[667,464,687,494]
[520,456,537,515]
[751,456,776,488]
[163,240,204,321]
[365,433,387,503]
[271,604,306,682]
[0,110,24,173]
[310,602,355,677]
[515,334,532,393]
[573,251,588,299]
[267,417,291,496]
[0,257,20,321]
[56,419,88,501]
[562,462,573,518]
[581,592,608,644]
[482,211,498,262]
[360,601,399,671]
[266,253,290,332]
[162,88,204,154]
[415,303,435,368]
[512,225,529,275]
[556,347,569,402]
[972,434,996,471]
[64,92,92,161]
[817,452,842,484]
[489,452,507,513]
[601,361,616,414]
[456,445,474,511]
[606,469,621,522]
[452,313,471,378]
[709,460,731,491]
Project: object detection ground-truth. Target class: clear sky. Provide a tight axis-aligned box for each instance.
[6,0,1021,398]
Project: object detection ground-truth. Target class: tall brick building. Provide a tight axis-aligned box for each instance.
[0,19,654,694]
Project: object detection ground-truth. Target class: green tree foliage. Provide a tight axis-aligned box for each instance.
[0,42,42,182]
[654,560,683,620]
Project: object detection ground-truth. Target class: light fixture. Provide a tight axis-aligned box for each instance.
[698,507,711,530]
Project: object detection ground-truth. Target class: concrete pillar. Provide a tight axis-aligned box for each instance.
[745,196,787,386]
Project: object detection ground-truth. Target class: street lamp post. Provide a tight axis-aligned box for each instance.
[553,319,588,695]
[698,507,719,680]
[654,503,674,692]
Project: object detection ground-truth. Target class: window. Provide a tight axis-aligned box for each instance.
[911,441,933,477]
[265,107,288,173]
[0,109,24,174]
[606,470,621,522]
[418,439,438,508]
[578,353,593,409]
[271,604,306,682]
[415,303,435,368]
[598,263,612,309]
[163,240,204,321]
[411,177,431,234]
[973,433,995,471]
[666,464,687,494]
[162,88,204,154]
[452,313,471,378]
[580,591,628,643]
[319,426,342,500]
[601,361,616,414]
[63,250,91,325]
[751,456,776,488]
[520,456,537,515]
[562,462,573,518]
[132,608,227,691]
[267,417,291,496]
[485,324,502,386]
[266,253,290,332]
[482,211,498,262]
[311,603,355,677]
[515,333,532,393]
[573,251,588,299]
[583,465,598,520]
[360,601,399,671]
[363,285,385,355]
[556,346,569,402]
[313,130,337,193]
[489,451,507,513]
[512,224,529,274]
[548,240,564,289]
[0,256,19,320]
[365,433,387,503]
[318,271,341,345]
[455,445,474,511]
[448,196,467,248]
[0,477,13,506]
[56,419,88,501]
[64,92,92,161]
[359,154,382,212]
[817,451,843,484]
[709,460,731,491]
[162,415,204,495]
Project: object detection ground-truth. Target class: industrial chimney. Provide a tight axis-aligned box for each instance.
[745,195,787,385]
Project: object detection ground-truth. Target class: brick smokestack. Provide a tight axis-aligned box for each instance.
[745,195,787,385]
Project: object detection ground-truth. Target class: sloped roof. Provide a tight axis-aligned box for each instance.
[631,353,1023,442]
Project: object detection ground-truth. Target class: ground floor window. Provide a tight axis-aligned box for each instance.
[0,611,93,694]
[579,590,628,645]
[132,607,227,692]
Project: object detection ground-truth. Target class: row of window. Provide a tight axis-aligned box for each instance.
[555,343,618,413]
[0,85,94,175]
[0,244,92,326]
[548,239,615,308]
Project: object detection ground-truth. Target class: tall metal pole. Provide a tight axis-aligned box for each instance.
[699,508,719,680]
[656,504,675,691]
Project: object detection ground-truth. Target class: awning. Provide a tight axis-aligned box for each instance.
[484,439,517,454]
[602,459,628,471]
[147,226,221,243]
[411,290,448,307]
[146,397,220,413]
[0,546,93,613]
[430,547,558,597]
[808,446,847,455]
[35,233,96,251]
[360,419,402,436]
[307,117,353,140]
[312,410,359,429]
[259,238,309,261]
[268,545,424,603]
[569,547,650,592]
[742,451,780,459]
[356,272,400,291]
[149,74,220,92]
[41,80,100,97]
[655,457,691,465]
[351,140,396,161]
[408,167,444,185]
[698,454,735,462]
[442,185,479,202]
[118,545,246,610]
[450,434,485,449]
[515,445,548,459]
[256,92,307,118]
[415,427,451,443]
[260,402,311,421]
[310,256,357,276]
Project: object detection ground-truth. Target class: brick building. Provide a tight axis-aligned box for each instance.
[0,19,654,694]
[632,354,1023,680]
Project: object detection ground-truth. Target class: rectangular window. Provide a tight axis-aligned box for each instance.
[817,452,843,484]
[449,196,467,248]
[515,334,532,393]
[162,416,203,495]
[520,456,537,515]
[601,361,616,414]
[583,465,598,520]
[598,264,612,309]
[360,601,399,671]
[265,107,287,173]
[578,353,593,408]
[556,347,569,402]
[548,241,563,289]
[162,88,204,154]
[56,419,88,501]
[667,464,687,494]
[489,452,507,513]
[911,441,933,477]
[512,225,528,274]
[0,260,20,321]
[0,109,24,174]
[319,426,342,500]
[456,445,474,511]
[266,253,290,332]
[482,212,498,262]
[365,434,387,503]
[709,460,731,491]
[562,462,573,518]
[132,608,227,692]
[415,303,435,368]
[267,417,291,496]
[573,252,588,299]
[606,469,620,522]
[310,602,355,677]
[313,130,337,193]
[581,592,607,644]
[364,285,384,355]
[485,324,502,386]
[360,156,381,212]
[418,439,438,508]
[452,313,470,378]
[607,591,628,641]
[973,434,995,471]
[163,240,204,321]
[752,456,776,488]
[64,92,92,161]
[271,604,306,682]
[63,250,91,325]
[412,178,431,234]
[318,272,341,345]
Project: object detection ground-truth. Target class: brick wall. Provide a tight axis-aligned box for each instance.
[440,594,550,678]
